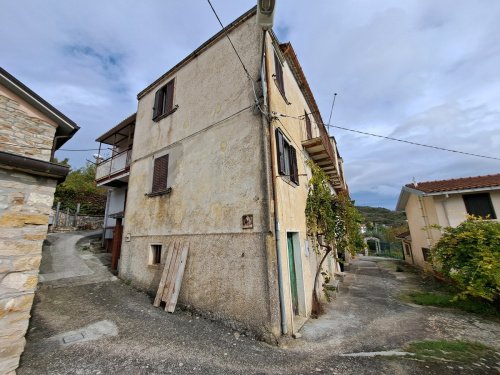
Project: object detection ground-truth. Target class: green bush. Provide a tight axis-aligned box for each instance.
[431,217,500,302]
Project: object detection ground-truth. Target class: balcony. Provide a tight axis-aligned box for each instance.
[95,113,135,187]
[96,148,132,186]
[302,124,346,191]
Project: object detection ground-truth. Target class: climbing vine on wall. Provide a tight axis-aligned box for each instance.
[305,161,363,315]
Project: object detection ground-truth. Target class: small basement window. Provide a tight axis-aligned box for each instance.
[150,244,162,265]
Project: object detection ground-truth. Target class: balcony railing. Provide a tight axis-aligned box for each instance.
[95,148,131,182]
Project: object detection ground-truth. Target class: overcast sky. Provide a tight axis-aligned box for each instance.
[1,1,499,209]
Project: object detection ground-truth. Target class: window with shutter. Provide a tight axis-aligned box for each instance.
[273,51,285,96]
[152,154,169,193]
[275,128,285,175]
[463,193,496,219]
[153,79,176,121]
[275,128,299,186]
[305,112,312,140]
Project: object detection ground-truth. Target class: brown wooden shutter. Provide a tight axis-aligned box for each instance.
[274,51,284,95]
[275,128,285,175]
[305,112,312,140]
[152,154,169,193]
[153,89,163,119]
[290,146,299,185]
[165,80,174,113]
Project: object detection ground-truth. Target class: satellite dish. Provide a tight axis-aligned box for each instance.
[257,0,276,30]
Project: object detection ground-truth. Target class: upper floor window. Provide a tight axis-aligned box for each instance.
[304,111,312,140]
[463,193,496,219]
[273,51,285,97]
[276,128,299,185]
[151,154,169,194]
[153,79,175,121]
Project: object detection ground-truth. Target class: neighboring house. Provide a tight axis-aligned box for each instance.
[396,174,500,268]
[0,67,79,373]
[95,7,347,342]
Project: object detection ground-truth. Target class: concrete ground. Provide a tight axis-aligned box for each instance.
[18,233,500,374]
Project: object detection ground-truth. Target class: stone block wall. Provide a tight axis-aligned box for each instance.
[0,94,56,162]
[0,169,56,374]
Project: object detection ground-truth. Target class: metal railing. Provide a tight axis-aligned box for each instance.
[95,148,132,181]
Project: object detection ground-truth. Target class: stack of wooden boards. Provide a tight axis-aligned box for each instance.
[153,241,190,312]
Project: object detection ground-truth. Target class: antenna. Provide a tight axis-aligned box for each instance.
[327,93,338,131]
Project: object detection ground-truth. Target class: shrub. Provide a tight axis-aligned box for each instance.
[431,217,500,303]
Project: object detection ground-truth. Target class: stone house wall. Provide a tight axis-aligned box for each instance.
[0,169,56,374]
[0,90,57,162]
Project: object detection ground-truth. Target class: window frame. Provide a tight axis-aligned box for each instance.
[149,244,162,265]
[275,128,299,186]
[462,192,497,219]
[273,50,287,102]
[153,79,177,121]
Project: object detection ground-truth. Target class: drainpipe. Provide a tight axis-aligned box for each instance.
[261,29,287,335]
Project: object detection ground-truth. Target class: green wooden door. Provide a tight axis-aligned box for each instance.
[287,233,299,315]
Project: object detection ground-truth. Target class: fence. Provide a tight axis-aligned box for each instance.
[49,202,104,231]
[367,240,404,260]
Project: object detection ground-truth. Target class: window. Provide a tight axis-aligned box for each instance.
[304,111,312,140]
[273,51,285,97]
[421,247,431,262]
[276,128,299,185]
[150,244,162,265]
[151,154,169,194]
[463,193,496,219]
[153,79,175,120]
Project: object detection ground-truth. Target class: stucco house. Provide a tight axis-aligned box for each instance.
[0,67,79,374]
[95,7,347,342]
[396,173,500,268]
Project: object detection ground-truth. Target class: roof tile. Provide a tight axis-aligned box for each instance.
[406,173,500,193]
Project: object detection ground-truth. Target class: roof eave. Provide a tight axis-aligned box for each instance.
[0,67,79,150]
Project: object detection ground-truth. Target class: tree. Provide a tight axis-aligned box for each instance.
[431,217,500,303]
[305,161,363,316]
[55,162,107,215]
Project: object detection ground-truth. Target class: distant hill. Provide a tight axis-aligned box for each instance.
[356,206,407,227]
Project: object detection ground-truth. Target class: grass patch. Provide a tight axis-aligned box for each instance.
[405,291,499,317]
[406,340,493,362]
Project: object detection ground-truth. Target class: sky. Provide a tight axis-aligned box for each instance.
[1,0,499,209]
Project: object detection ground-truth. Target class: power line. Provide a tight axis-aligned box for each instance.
[206,0,253,81]
[0,141,109,152]
[273,112,500,161]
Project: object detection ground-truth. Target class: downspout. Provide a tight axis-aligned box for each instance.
[261,29,287,335]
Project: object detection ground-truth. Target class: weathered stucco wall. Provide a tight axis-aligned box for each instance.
[264,33,325,333]
[119,15,280,340]
[0,87,57,162]
[0,169,56,374]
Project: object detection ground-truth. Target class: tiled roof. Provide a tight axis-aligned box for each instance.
[406,173,500,194]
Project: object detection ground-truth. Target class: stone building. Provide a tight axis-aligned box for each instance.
[396,174,500,268]
[0,67,79,374]
[95,7,347,342]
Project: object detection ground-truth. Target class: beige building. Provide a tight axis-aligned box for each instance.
[95,7,347,342]
[396,174,500,268]
[0,67,79,373]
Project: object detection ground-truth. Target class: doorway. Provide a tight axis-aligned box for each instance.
[287,233,299,315]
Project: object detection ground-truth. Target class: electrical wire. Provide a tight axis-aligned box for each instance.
[0,141,110,152]
[274,111,500,161]
[206,0,253,81]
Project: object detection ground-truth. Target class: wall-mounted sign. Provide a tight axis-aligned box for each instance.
[242,214,253,229]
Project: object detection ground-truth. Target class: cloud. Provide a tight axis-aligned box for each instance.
[1,0,499,209]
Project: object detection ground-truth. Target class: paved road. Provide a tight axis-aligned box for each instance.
[18,240,500,374]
